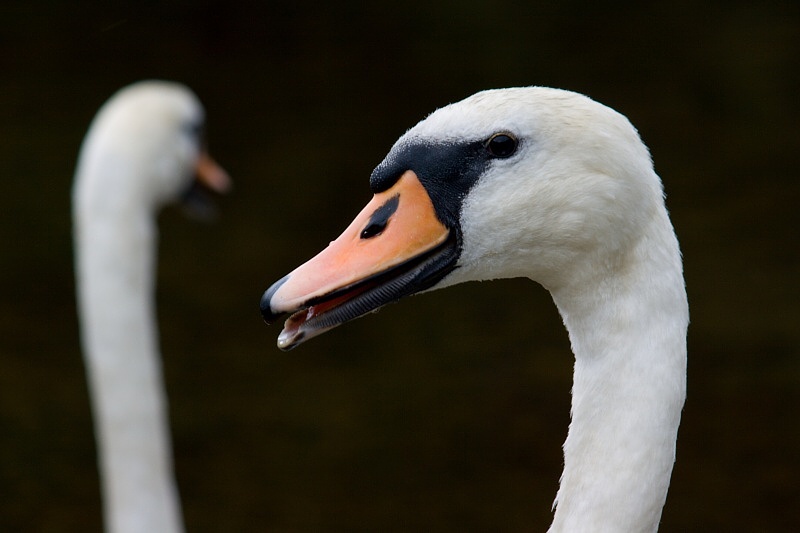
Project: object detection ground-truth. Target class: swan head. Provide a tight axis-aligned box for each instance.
[74,80,230,215]
[261,87,666,350]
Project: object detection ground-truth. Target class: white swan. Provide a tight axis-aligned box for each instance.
[261,87,688,532]
[73,81,230,533]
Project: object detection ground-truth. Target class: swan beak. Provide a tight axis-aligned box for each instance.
[195,150,232,193]
[181,151,232,219]
[261,170,457,350]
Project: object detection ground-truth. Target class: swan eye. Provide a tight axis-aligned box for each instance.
[485,133,518,158]
[184,120,205,144]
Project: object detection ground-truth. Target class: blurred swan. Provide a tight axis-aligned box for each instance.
[261,87,688,532]
[73,81,230,533]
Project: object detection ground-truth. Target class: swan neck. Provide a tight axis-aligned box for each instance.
[75,204,185,533]
[547,216,688,532]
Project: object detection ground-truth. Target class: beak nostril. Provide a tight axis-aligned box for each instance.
[360,194,400,240]
[360,220,386,239]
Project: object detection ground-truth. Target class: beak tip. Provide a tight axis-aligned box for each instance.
[277,331,303,351]
[216,171,233,193]
[260,275,290,324]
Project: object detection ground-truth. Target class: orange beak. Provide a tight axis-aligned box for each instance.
[180,150,231,219]
[194,150,232,193]
[261,170,458,350]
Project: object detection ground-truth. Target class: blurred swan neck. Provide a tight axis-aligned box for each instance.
[75,201,184,533]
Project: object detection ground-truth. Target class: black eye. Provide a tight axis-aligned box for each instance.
[185,120,205,143]
[485,133,518,158]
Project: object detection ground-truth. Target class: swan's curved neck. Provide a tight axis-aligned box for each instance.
[547,211,688,533]
[75,203,184,533]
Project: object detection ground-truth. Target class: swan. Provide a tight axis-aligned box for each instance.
[260,87,688,532]
[73,81,230,533]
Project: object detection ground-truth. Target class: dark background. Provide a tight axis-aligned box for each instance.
[2,1,798,531]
